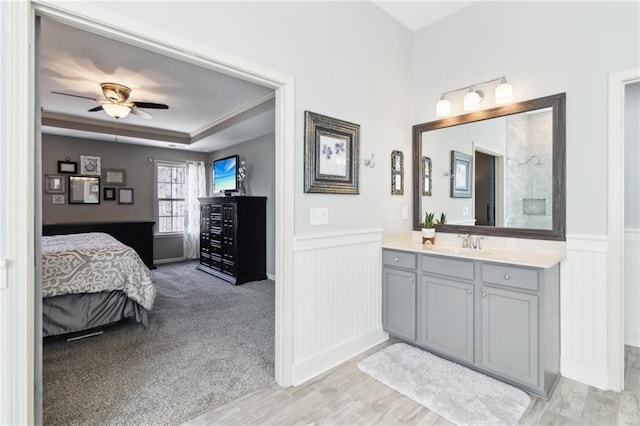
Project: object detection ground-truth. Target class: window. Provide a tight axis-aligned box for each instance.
[156,163,186,233]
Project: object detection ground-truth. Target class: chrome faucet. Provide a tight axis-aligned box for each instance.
[459,234,486,249]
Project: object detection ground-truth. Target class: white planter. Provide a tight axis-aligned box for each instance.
[421,228,435,238]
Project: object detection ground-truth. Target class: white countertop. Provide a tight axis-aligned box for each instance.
[382,232,566,269]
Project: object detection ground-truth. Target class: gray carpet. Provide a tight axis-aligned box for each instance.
[43,260,275,426]
[358,343,531,426]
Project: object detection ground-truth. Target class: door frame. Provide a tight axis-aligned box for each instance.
[2,1,297,421]
[473,143,505,227]
[607,67,640,392]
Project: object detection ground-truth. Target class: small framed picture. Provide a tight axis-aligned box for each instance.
[451,150,472,198]
[45,175,65,194]
[52,195,65,205]
[80,155,101,176]
[102,168,126,186]
[118,188,134,204]
[103,187,116,201]
[57,160,78,174]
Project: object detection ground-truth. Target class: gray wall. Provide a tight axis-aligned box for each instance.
[209,132,276,276]
[42,134,210,261]
[625,82,640,229]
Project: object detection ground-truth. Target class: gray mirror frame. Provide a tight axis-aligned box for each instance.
[413,92,566,241]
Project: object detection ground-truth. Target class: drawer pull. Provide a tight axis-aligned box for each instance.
[466,289,472,295]
[409,278,415,282]
[394,257,400,262]
[482,291,487,297]
[504,273,510,280]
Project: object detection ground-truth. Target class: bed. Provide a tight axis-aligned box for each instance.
[42,232,156,337]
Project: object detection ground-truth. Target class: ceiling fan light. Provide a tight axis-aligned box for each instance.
[102,103,131,119]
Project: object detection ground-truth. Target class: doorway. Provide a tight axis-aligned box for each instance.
[27,3,296,423]
[607,68,640,392]
[475,151,496,226]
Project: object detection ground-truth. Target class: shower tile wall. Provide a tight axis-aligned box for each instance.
[505,111,553,229]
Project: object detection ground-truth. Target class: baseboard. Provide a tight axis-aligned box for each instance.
[267,273,275,281]
[153,257,185,265]
[625,326,640,348]
[561,355,609,390]
[292,326,388,386]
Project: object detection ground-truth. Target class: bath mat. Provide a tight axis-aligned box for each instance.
[358,343,531,425]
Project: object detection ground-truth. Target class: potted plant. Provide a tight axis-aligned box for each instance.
[436,212,447,225]
[422,212,436,239]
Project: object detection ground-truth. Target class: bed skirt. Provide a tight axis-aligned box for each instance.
[43,290,147,337]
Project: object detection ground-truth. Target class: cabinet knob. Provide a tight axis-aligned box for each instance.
[409,278,415,282]
[504,273,510,280]
[482,291,487,297]
[466,289,472,295]
[394,257,400,262]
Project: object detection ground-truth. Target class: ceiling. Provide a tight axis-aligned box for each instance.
[373,1,474,31]
[40,18,276,153]
[40,3,472,152]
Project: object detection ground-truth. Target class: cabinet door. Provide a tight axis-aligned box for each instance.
[481,286,539,387]
[421,276,474,363]
[382,268,416,341]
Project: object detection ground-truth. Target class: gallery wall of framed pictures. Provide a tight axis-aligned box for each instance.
[49,155,133,205]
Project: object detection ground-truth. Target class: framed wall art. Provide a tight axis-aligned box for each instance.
[103,187,116,201]
[304,111,360,194]
[422,156,432,196]
[102,168,126,186]
[80,155,101,176]
[391,150,403,195]
[44,175,65,194]
[451,150,472,198]
[57,160,78,174]
[118,188,134,204]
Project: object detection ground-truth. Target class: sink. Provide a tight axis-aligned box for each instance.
[431,246,493,257]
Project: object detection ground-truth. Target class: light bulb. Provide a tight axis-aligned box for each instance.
[463,90,481,111]
[436,98,451,117]
[102,103,131,119]
[495,81,513,104]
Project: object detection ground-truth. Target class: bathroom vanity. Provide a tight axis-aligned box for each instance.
[381,241,563,399]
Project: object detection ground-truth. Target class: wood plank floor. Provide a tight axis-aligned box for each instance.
[184,342,640,425]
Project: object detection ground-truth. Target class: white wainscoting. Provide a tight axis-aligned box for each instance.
[625,229,640,347]
[291,228,388,385]
[560,234,610,389]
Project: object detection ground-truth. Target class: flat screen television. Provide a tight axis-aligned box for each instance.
[213,154,238,193]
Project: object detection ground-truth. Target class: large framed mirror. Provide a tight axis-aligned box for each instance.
[413,93,565,240]
[68,175,101,204]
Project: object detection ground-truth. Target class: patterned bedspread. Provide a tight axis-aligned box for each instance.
[42,232,156,310]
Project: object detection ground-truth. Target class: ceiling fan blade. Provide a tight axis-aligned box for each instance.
[88,106,104,112]
[52,91,99,101]
[130,106,153,119]
[132,101,169,110]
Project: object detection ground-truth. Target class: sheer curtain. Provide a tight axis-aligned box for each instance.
[183,161,206,259]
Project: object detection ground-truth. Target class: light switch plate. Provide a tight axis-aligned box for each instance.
[310,208,328,225]
[402,206,409,220]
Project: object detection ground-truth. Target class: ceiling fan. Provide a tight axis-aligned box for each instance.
[52,82,169,120]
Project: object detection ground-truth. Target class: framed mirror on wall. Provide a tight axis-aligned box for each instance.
[68,176,100,204]
[412,93,566,240]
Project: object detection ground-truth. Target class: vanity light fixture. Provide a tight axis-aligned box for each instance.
[435,76,513,117]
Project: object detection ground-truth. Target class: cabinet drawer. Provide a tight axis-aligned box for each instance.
[382,250,416,270]
[422,255,474,281]
[481,263,538,291]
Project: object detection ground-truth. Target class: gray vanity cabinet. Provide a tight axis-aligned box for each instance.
[480,286,539,387]
[381,248,560,398]
[382,250,418,342]
[420,276,474,363]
